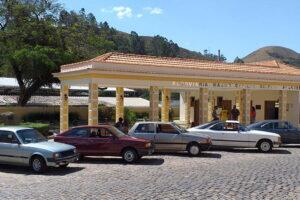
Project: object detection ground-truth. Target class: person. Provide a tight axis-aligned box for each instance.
[123,120,129,134]
[231,105,240,121]
[115,117,124,132]
[212,106,219,121]
[250,106,256,124]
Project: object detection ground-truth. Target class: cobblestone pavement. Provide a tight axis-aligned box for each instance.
[0,147,300,200]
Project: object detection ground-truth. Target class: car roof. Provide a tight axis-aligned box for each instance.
[134,121,174,125]
[0,126,33,132]
[70,124,112,129]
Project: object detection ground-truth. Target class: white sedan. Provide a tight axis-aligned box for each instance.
[188,120,281,152]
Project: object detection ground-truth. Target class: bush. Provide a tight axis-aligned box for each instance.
[19,122,50,136]
[22,112,80,124]
[98,104,115,123]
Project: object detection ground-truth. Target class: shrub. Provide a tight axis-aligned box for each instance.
[22,111,80,124]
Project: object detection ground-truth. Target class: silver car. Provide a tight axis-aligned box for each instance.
[0,127,78,173]
[129,122,212,156]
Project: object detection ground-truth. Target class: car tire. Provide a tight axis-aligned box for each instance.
[258,140,273,153]
[187,143,201,156]
[122,148,138,163]
[31,156,47,173]
[59,163,69,168]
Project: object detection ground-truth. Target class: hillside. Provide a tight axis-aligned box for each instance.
[243,46,300,67]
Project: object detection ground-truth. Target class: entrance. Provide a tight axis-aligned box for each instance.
[264,101,279,119]
[222,100,232,120]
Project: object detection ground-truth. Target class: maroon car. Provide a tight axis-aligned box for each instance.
[54,125,154,163]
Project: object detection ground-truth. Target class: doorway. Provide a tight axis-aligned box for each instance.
[264,101,279,119]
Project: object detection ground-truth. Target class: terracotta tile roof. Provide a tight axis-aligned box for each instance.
[61,52,300,76]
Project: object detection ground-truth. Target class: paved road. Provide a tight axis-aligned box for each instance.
[0,147,300,200]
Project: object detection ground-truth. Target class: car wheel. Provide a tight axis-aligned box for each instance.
[187,143,201,156]
[122,148,137,163]
[258,140,272,152]
[31,156,47,173]
[59,163,69,168]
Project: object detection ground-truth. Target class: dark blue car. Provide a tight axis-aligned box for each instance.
[247,120,300,144]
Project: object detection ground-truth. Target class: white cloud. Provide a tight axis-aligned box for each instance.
[112,6,133,19]
[144,7,163,15]
[137,14,143,18]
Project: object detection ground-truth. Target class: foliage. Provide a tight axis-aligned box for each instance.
[22,111,80,124]
[234,57,244,63]
[203,49,226,61]
[124,107,137,125]
[98,104,115,123]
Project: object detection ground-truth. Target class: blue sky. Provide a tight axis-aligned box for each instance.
[58,0,300,61]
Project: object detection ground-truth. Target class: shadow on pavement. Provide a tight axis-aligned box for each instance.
[0,164,84,176]
[211,148,292,154]
[154,152,222,159]
[79,157,164,165]
[280,144,300,148]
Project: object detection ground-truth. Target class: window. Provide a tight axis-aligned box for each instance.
[210,123,224,131]
[0,130,16,143]
[274,122,289,129]
[224,123,239,131]
[97,128,113,138]
[66,128,90,137]
[261,123,273,130]
[135,124,155,133]
[157,124,179,134]
[17,129,46,144]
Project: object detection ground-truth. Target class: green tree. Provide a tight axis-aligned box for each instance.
[234,56,244,63]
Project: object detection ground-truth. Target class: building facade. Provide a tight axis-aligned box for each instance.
[54,53,300,132]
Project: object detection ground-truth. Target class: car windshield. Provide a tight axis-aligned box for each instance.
[172,123,188,133]
[16,129,47,144]
[109,126,126,138]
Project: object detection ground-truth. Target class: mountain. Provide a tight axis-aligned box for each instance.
[243,46,300,67]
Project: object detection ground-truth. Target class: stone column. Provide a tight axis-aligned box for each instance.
[60,84,69,132]
[207,91,214,122]
[161,88,171,122]
[240,89,251,125]
[116,87,124,122]
[235,90,242,122]
[279,90,287,120]
[88,82,99,126]
[199,88,209,124]
[149,86,159,121]
[179,91,191,126]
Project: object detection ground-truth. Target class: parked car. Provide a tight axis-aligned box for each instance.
[54,125,154,163]
[0,127,78,173]
[188,120,281,152]
[247,120,300,144]
[128,122,212,156]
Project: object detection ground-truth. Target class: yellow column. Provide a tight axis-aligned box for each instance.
[207,91,214,122]
[183,91,191,127]
[149,86,159,121]
[116,87,124,122]
[240,89,251,125]
[235,90,242,122]
[279,90,287,120]
[88,82,99,126]
[161,88,171,122]
[199,88,209,124]
[60,84,69,132]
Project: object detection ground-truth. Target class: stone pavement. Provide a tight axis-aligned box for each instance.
[0,147,299,200]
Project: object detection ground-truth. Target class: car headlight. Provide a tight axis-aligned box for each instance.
[73,148,78,154]
[53,153,60,159]
[145,142,151,148]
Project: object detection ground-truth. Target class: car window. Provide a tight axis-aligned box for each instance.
[261,123,273,129]
[224,123,239,131]
[93,128,113,138]
[274,122,289,129]
[210,123,224,131]
[66,128,90,137]
[157,124,179,134]
[0,130,16,143]
[17,129,46,144]
[135,124,155,133]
